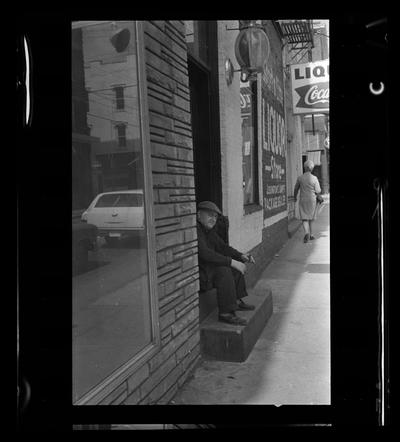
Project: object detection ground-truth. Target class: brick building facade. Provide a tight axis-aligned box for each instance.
[98,21,200,405]
[72,19,306,407]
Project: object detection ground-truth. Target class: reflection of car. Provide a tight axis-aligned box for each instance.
[72,222,98,273]
[81,190,145,245]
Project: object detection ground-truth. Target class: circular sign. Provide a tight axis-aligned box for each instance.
[234,25,270,73]
[110,28,131,53]
[324,136,330,148]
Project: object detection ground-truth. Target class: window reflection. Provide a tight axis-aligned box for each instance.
[72,21,153,403]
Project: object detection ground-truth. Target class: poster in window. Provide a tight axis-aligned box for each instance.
[240,82,255,205]
[262,65,286,220]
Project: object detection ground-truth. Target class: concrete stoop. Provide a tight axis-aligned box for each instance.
[199,288,273,362]
[199,288,218,323]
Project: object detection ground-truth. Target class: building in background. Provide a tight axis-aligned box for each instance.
[279,19,330,208]
[72,27,98,215]
[310,20,330,194]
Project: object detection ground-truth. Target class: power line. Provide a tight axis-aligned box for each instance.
[91,90,139,102]
[82,61,140,86]
[86,112,140,129]
[73,92,139,114]
[86,84,138,93]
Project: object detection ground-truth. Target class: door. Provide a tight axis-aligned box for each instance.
[188,56,221,207]
[188,57,211,203]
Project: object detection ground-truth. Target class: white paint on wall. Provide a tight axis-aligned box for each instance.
[217,21,293,254]
[217,21,266,254]
[233,209,264,252]
[263,210,288,228]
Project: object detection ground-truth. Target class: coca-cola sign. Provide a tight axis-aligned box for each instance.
[295,82,329,109]
[291,60,329,114]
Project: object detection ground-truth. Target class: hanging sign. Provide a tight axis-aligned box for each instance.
[290,59,329,114]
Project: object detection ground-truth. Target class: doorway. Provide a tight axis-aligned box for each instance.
[188,56,221,208]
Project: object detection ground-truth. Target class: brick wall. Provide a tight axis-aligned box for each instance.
[98,21,201,406]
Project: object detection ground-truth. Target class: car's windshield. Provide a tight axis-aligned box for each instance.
[95,193,143,208]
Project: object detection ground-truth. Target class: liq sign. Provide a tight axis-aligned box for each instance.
[290,59,329,114]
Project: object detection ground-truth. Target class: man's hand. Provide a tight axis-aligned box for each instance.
[241,254,255,264]
[231,259,247,274]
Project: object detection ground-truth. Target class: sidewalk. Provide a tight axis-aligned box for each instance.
[171,197,330,405]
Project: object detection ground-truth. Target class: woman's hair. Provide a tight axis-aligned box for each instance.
[304,160,314,171]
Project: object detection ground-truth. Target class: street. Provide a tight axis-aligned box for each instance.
[72,239,152,402]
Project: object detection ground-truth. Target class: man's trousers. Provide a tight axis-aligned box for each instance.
[207,266,248,314]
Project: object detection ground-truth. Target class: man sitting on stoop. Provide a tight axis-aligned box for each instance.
[196,201,255,325]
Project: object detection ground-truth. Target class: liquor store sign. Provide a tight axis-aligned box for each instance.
[290,59,329,114]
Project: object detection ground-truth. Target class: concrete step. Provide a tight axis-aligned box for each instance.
[200,287,273,362]
[199,288,218,323]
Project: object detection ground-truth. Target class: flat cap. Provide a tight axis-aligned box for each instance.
[197,201,222,215]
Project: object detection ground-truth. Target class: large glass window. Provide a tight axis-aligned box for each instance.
[72,21,157,404]
[240,79,259,206]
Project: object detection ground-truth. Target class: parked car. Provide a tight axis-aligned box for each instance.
[81,190,145,245]
[72,221,98,274]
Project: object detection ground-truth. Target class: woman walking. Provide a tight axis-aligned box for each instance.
[294,160,322,243]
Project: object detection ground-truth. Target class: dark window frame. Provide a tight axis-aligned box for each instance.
[115,123,127,147]
[114,86,125,110]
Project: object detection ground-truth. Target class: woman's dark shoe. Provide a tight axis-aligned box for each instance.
[218,313,247,326]
[303,233,310,243]
[309,235,315,240]
[237,299,255,310]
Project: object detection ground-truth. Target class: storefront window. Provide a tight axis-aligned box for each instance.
[240,79,259,206]
[72,21,157,404]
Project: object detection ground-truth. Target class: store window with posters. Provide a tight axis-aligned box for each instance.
[72,21,158,404]
[262,55,286,220]
[240,79,259,206]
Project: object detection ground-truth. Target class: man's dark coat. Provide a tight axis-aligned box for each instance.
[197,221,246,291]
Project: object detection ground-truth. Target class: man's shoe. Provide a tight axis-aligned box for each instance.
[237,300,255,310]
[304,233,310,243]
[309,235,315,240]
[218,313,247,326]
